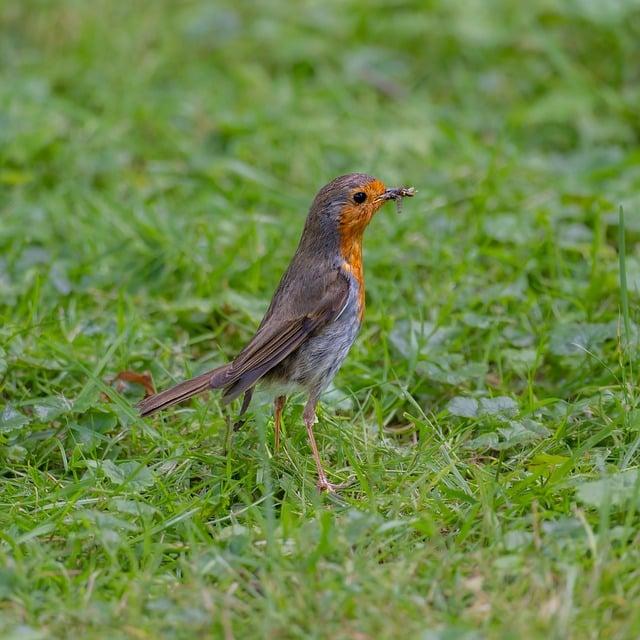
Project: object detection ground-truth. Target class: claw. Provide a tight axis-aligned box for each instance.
[316,475,356,493]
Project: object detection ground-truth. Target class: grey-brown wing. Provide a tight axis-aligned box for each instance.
[216,269,350,402]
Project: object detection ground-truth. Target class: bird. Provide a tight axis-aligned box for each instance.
[138,173,415,491]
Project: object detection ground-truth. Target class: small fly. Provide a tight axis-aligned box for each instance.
[381,186,416,214]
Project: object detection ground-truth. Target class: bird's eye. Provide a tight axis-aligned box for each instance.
[353,191,367,204]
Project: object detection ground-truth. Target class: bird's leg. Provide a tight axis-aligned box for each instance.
[273,395,286,452]
[303,398,348,493]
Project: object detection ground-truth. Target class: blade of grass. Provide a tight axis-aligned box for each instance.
[618,204,631,348]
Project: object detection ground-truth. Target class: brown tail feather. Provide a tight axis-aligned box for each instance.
[137,365,230,417]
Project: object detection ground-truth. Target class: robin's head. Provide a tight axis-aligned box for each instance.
[305,173,415,248]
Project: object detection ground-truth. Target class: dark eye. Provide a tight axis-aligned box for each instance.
[353,191,367,204]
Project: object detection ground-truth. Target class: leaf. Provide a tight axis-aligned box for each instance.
[101,460,124,484]
[464,418,549,451]
[0,405,30,432]
[30,396,71,421]
[73,509,139,533]
[480,278,527,302]
[461,313,493,329]
[502,327,535,348]
[541,518,583,540]
[503,530,533,551]
[479,396,519,417]
[493,419,550,450]
[419,359,487,385]
[5,444,27,461]
[71,386,103,413]
[447,395,518,418]
[79,410,118,433]
[112,370,156,397]
[576,470,640,508]
[529,453,571,469]
[100,461,155,491]
[389,320,456,358]
[69,427,97,451]
[502,348,537,373]
[389,321,485,385]
[549,322,618,356]
[447,397,479,418]
[118,462,155,490]
[464,432,499,450]
[111,498,157,517]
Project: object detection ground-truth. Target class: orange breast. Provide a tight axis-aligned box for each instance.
[340,239,365,322]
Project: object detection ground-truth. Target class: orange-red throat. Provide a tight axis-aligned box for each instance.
[338,179,388,322]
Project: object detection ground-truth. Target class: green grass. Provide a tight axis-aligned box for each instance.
[1,0,640,637]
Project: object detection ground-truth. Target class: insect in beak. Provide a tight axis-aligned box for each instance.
[380,186,416,213]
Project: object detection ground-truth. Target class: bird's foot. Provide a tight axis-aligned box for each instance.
[316,475,356,493]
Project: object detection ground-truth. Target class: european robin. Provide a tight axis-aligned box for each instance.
[138,173,415,491]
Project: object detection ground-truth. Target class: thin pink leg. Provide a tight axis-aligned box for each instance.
[303,398,349,492]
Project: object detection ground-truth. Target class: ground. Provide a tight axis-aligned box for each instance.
[1,1,640,638]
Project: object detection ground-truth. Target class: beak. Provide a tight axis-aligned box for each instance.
[380,186,416,202]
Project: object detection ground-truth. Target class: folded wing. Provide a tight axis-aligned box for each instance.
[138,268,350,416]
[217,269,350,401]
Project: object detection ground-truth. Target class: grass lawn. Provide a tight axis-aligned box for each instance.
[2,1,640,638]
